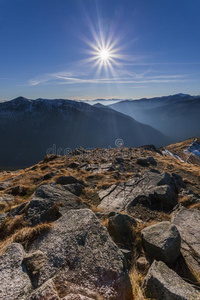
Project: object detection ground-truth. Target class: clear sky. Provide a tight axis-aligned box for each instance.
[0,0,200,100]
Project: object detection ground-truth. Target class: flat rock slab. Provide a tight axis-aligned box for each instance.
[98,171,182,211]
[0,243,32,300]
[143,260,200,300]
[172,207,200,277]
[28,209,132,300]
[141,221,181,264]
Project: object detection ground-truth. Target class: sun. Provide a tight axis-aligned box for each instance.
[99,48,110,62]
[82,25,125,77]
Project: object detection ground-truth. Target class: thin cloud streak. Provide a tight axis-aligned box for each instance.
[28,73,188,86]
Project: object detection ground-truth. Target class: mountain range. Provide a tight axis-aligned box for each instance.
[109,93,200,141]
[0,96,169,167]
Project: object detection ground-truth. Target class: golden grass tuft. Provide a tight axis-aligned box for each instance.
[0,223,52,256]
[129,267,146,300]
[0,214,27,239]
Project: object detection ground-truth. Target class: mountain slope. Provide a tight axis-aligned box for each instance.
[0,97,170,167]
[109,94,200,141]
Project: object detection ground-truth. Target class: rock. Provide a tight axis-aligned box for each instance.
[136,257,149,273]
[68,161,80,169]
[150,168,160,174]
[98,171,182,211]
[62,295,94,300]
[140,144,161,154]
[11,202,28,217]
[63,183,84,196]
[10,185,28,196]
[0,243,32,300]
[25,184,89,226]
[28,209,132,299]
[0,194,15,208]
[172,207,200,277]
[120,249,133,269]
[107,212,137,250]
[43,172,55,180]
[43,154,58,162]
[115,157,124,163]
[84,163,114,173]
[23,251,47,288]
[0,212,9,227]
[28,279,60,300]
[0,182,11,190]
[141,221,181,264]
[56,176,83,185]
[143,260,200,300]
[73,147,86,155]
[136,158,149,167]
[147,157,157,166]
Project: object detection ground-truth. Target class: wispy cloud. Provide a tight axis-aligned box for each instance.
[28,71,187,87]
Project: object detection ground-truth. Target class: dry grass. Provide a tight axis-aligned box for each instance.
[157,154,200,178]
[0,223,52,256]
[0,214,28,240]
[189,202,200,209]
[129,267,146,300]
[102,217,109,228]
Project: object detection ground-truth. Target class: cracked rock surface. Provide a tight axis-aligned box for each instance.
[98,171,183,211]
[172,207,200,277]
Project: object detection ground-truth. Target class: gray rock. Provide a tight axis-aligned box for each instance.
[147,156,157,166]
[0,182,11,190]
[25,184,89,226]
[141,221,181,264]
[62,295,94,300]
[136,257,149,273]
[0,243,32,300]
[115,157,124,163]
[143,260,200,300]
[23,251,48,288]
[98,171,181,211]
[0,194,15,207]
[68,161,80,169]
[10,185,28,196]
[56,176,83,185]
[172,207,200,277]
[11,202,28,217]
[28,209,132,299]
[136,158,149,167]
[84,163,114,173]
[63,183,84,196]
[107,212,137,250]
[28,279,60,300]
[0,212,9,227]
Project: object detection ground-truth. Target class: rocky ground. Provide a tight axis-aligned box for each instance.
[0,139,200,299]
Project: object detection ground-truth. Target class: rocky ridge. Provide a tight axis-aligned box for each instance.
[0,139,200,299]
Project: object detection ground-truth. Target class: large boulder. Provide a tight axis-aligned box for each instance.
[0,243,32,300]
[98,171,183,211]
[107,212,137,250]
[143,260,200,300]
[28,209,132,300]
[172,207,200,277]
[24,184,89,226]
[141,221,181,264]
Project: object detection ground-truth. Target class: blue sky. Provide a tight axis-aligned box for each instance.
[0,0,200,100]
